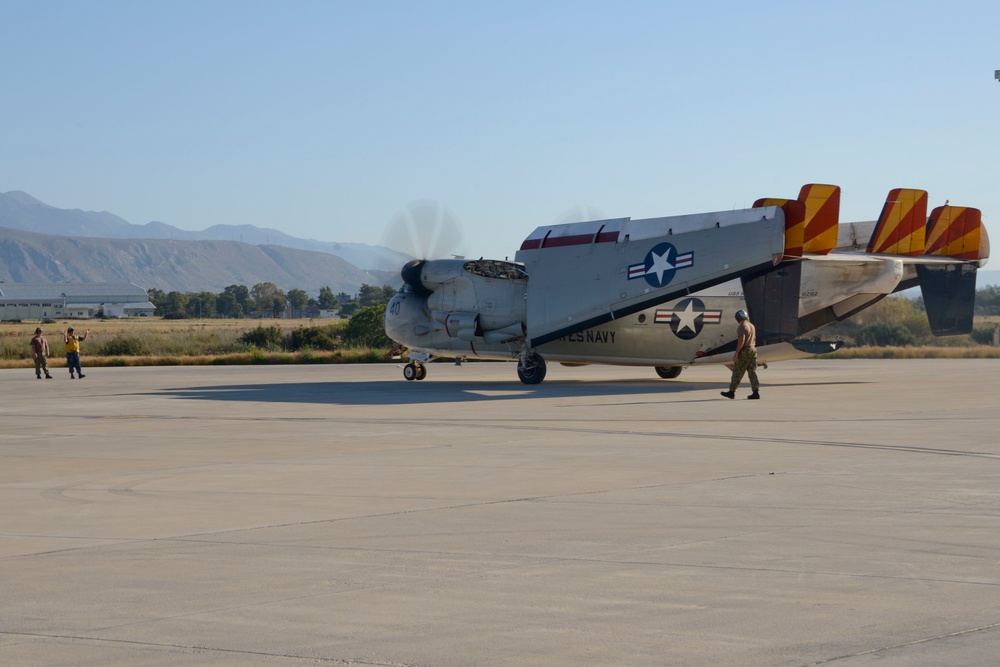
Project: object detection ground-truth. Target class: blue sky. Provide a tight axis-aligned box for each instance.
[2,1,998,262]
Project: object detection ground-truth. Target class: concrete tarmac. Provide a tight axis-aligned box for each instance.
[1,359,999,666]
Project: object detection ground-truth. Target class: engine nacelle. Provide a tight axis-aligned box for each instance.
[437,311,480,341]
[387,258,529,352]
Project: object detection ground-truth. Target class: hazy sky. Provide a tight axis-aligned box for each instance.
[3,1,998,261]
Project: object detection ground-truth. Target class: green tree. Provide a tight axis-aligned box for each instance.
[341,305,392,348]
[287,288,309,313]
[147,288,167,314]
[318,286,338,310]
[218,284,251,318]
[270,295,287,318]
[188,291,217,318]
[338,300,360,318]
[251,282,284,315]
[215,292,241,318]
[357,284,391,308]
[161,291,190,318]
[975,285,1000,316]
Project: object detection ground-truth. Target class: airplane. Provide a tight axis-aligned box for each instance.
[383,184,989,384]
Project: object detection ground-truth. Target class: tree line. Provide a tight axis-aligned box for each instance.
[147,283,397,319]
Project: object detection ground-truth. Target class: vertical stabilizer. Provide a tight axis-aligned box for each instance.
[918,205,986,336]
[866,188,928,256]
[925,206,985,260]
[799,184,840,255]
[754,197,805,258]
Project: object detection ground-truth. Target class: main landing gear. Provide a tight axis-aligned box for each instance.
[654,366,683,379]
[403,361,427,381]
[517,351,547,385]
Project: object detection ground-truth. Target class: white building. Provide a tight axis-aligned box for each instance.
[0,283,155,320]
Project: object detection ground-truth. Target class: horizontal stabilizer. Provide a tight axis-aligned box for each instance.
[866,188,928,256]
[517,208,786,347]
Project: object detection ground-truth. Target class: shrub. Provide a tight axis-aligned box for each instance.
[341,305,392,349]
[239,325,284,349]
[855,321,915,347]
[100,336,151,356]
[971,325,998,345]
[286,326,337,351]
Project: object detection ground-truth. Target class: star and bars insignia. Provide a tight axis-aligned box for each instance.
[654,297,722,340]
[627,242,694,288]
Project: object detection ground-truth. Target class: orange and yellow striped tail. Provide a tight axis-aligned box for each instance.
[754,183,840,257]
[866,188,928,255]
[925,205,986,260]
[798,184,840,255]
[753,197,805,258]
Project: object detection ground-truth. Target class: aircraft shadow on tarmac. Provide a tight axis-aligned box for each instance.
[157,379,865,406]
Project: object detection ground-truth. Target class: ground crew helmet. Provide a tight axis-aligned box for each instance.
[734,309,748,322]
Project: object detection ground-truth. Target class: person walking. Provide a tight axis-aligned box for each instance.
[30,327,53,379]
[63,326,90,379]
[721,309,760,400]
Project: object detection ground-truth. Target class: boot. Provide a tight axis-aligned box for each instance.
[747,391,760,400]
[720,390,735,399]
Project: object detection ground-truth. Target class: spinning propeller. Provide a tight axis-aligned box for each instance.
[381,200,468,296]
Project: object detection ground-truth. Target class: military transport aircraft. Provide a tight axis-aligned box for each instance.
[383,184,989,384]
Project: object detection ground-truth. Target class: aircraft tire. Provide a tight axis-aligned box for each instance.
[655,366,683,379]
[403,363,418,381]
[517,354,547,385]
[415,364,427,381]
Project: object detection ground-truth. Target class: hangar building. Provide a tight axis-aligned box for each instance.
[0,283,156,320]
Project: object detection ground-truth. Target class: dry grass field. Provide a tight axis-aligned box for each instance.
[0,318,387,370]
[2,316,999,371]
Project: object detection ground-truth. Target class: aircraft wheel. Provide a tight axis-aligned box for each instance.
[517,353,547,385]
[415,364,427,381]
[403,363,418,381]
[655,366,683,379]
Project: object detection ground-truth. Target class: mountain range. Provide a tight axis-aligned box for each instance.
[2,190,996,296]
[0,191,409,295]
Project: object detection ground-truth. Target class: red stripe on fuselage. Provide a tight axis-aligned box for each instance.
[520,230,618,250]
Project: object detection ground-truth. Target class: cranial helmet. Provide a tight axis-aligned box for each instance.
[734,309,748,322]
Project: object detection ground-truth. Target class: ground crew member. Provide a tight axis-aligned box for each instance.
[721,309,760,399]
[30,327,53,379]
[63,327,90,379]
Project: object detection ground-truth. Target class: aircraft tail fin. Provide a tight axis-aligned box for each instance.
[925,205,987,260]
[799,184,840,255]
[754,197,805,258]
[917,205,987,336]
[866,188,928,255]
[743,183,840,340]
